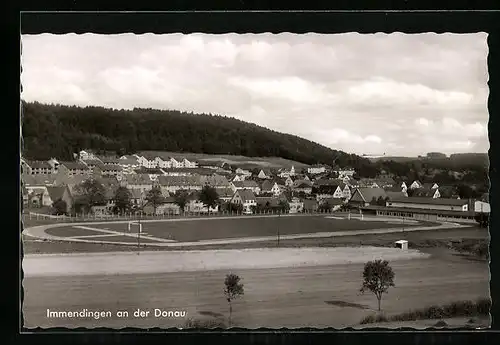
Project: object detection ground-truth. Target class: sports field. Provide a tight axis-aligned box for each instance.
[44,216,422,243]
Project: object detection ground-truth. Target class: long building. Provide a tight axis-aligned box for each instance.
[361,196,480,223]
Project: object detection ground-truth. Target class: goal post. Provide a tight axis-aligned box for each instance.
[128,221,143,234]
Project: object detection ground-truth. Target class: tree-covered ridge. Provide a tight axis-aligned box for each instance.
[21,101,375,171]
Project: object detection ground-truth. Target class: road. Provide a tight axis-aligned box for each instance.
[22,251,489,329]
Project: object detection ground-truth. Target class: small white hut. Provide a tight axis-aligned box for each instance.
[394,240,408,250]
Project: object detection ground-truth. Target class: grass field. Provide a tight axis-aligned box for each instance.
[44,216,421,243]
[22,247,490,329]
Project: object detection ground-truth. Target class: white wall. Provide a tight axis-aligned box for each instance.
[388,201,467,212]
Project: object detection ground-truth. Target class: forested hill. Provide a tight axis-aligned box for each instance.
[21,102,376,172]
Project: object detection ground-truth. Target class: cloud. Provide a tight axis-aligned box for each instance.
[345,78,474,107]
[20,33,489,157]
[227,76,335,104]
[441,118,487,138]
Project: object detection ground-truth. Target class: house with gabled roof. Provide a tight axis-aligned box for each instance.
[349,187,388,207]
[410,180,423,189]
[25,187,50,208]
[230,189,257,213]
[257,169,272,179]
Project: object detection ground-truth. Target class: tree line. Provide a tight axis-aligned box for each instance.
[21,101,374,172]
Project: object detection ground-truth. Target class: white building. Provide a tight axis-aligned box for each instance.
[387,197,469,212]
[308,165,327,175]
[474,200,491,213]
[78,150,97,161]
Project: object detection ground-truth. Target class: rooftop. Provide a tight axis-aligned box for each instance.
[235,189,256,202]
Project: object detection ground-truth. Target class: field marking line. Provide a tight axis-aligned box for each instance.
[69,234,128,239]
[73,226,177,243]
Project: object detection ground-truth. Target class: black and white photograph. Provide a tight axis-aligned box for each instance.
[21,32,491,329]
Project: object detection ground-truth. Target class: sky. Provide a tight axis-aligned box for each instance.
[21,33,489,157]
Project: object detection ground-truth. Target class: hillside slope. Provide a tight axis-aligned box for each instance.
[21,102,375,172]
[139,151,309,170]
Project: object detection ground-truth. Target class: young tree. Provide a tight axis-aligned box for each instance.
[223,273,244,327]
[174,190,189,214]
[113,186,132,214]
[145,186,165,214]
[199,185,219,214]
[360,260,395,311]
[52,198,67,215]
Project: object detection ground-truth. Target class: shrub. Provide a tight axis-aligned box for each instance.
[360,313,388,325]
[362,298,491,325]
